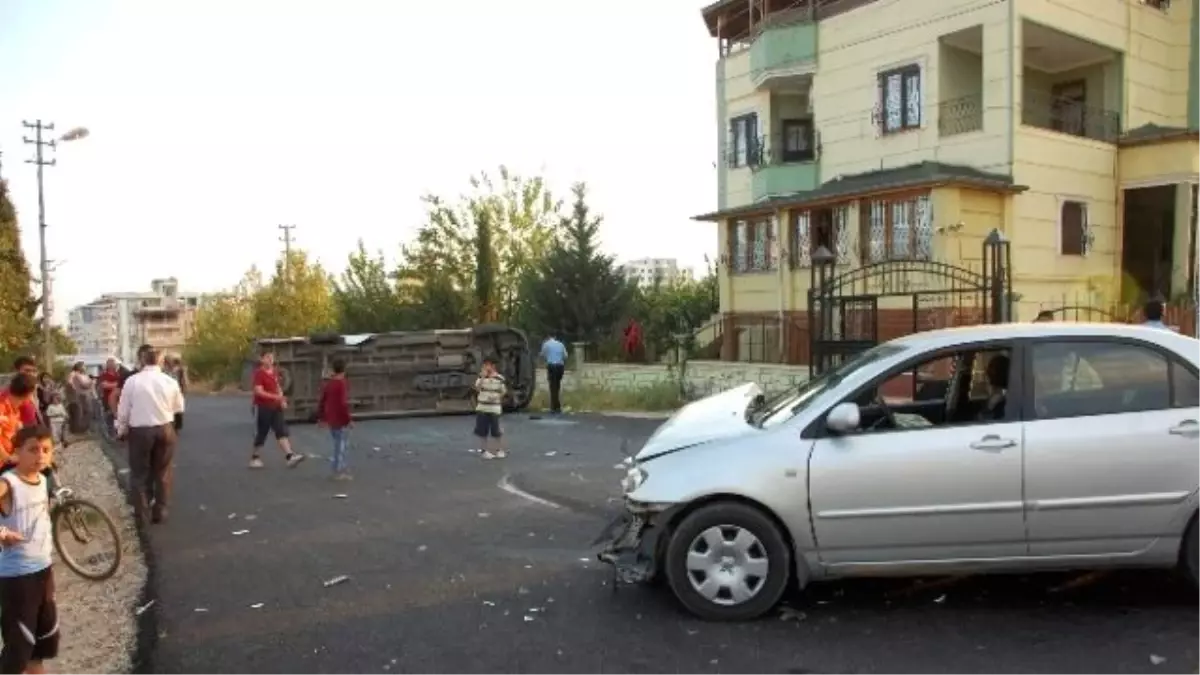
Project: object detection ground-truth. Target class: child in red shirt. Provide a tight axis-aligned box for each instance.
[316,358,352,480]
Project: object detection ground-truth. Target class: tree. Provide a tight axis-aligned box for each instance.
[0,180,38,366]
[474,207,496,323]
[399,166,563,323]
[516,183,633,343]
[252,250,337,339]
[631,262,720,359]
[333,240,407,333]
[183,290,255,385]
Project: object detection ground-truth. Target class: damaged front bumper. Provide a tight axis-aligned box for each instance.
[592,502,676,586]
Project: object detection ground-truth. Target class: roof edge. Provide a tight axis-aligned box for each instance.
[691,178,1028,223]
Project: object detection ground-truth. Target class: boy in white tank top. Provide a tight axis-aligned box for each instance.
[0,425,59,674]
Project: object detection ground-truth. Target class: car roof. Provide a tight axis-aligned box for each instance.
[889,322,1200,363]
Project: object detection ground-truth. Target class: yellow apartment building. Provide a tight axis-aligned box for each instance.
[695,0,1198,363]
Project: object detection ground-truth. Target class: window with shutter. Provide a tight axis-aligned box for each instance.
[860,193,933,262]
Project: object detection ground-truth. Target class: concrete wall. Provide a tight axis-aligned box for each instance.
[535,360,810,399]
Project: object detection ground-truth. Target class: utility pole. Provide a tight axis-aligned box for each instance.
[23,120,57,368]
[278,224,296,282]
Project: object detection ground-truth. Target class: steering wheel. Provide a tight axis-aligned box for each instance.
[867,394,899,431]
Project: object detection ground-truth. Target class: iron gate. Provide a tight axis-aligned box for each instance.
[807,230,1011,376]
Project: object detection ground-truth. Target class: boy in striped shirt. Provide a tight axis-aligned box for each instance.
[473,357,508,460]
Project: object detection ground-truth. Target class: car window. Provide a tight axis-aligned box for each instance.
[1031,341,1170,419]
[1171,360,1199,408]
[877,355,955,404]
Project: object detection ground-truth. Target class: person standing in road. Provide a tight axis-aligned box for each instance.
[474,357,508,460]
[249,351,305,470]
[116,347,185,524]
[316,358,353,480]
[540,334,567,415]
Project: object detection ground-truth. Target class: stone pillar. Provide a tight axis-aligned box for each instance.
[571,342,588,368]
[1171,182,1195,298]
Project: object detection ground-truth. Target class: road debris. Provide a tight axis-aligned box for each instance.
[477,512,490,518]
[135,600,156,616]
[244,514,257,521]
[523,615,535,622]
[194,608,208,613]
[231,529,250,536]
[198,504,206,511]
[323,575,351,588]
[482,600,496,607]
[117,468,130,475]
[250,602,264,609]
[779,606,807,622]
[417,545,428,552]
[544,451,557,457]
[517,586,530,595]
[373,446,381,451]
[227,513,237,519]
[1149,654,1167,666]
[933,594,947,604]
[333,494,349,499]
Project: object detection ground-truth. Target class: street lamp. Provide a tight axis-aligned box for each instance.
[22,121,90,367]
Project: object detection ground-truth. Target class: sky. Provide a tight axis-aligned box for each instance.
[0,0,719,324]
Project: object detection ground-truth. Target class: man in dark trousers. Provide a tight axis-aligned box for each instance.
[116,347,184,524]
[539,334,568,414]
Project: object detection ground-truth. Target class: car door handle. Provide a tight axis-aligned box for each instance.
[1168,420,1200,437]
[970,435,1016,451]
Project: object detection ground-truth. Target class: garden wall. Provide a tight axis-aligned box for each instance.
[535,360,811,398]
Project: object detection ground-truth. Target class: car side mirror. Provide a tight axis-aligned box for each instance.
[826,402,861,434]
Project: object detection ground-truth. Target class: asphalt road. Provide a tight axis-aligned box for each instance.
[123,396,1198,674]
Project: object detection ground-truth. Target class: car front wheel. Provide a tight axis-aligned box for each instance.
[664,502,791,621]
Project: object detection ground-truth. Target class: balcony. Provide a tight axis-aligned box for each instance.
[751,124,819,201]
[938,27,985,137]
[1019,20,1123,144]
[939,94,984,137]
[749,17,817,90]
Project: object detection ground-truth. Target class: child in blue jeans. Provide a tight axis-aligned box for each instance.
[317,358,353,480]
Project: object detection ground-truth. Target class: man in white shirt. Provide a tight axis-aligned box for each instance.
[117,347,185,525]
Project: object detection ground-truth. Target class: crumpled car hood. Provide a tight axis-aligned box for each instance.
[635,382,763,461]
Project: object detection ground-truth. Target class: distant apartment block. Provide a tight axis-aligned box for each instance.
[619,258,696,287]
[67,278,202,363]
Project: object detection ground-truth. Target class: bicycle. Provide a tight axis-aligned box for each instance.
[49,473,123,581]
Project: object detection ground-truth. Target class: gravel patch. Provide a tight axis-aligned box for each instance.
[51,439,147,674]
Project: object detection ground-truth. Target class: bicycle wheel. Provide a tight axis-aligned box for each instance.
[52,498,122,581]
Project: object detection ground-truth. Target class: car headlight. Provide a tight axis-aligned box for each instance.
[621,464,647,494]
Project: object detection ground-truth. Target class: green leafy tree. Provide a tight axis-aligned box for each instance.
[474,207,496,323]
[183,290,256,385]
[333,240,407,333]
[252,250,337,339]
[0,180,38,366]
[516,183,633,343]
[632,262,720,359]
[399,166,563,323]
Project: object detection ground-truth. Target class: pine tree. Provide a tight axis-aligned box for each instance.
[474,206,496,323]
[0,179,37,365]
[517,183,633,343]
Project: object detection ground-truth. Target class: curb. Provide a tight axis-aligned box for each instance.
[96,435,159,675]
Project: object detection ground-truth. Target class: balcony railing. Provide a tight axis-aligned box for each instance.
[1021,90,1121,143]
[722,126,819,169]
[938,94,983,137]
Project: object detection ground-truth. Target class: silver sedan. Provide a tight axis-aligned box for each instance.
[595,322,1200,621]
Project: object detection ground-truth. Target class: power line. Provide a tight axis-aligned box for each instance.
[23,120,57,367]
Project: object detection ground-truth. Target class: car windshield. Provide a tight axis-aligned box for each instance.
[752,343,908,428]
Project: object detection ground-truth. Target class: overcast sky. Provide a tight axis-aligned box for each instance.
[0,0,719,322]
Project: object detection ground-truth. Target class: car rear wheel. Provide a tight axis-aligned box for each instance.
[664,502,790,621]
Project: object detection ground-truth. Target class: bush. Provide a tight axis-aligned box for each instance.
[529,381,683,412]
